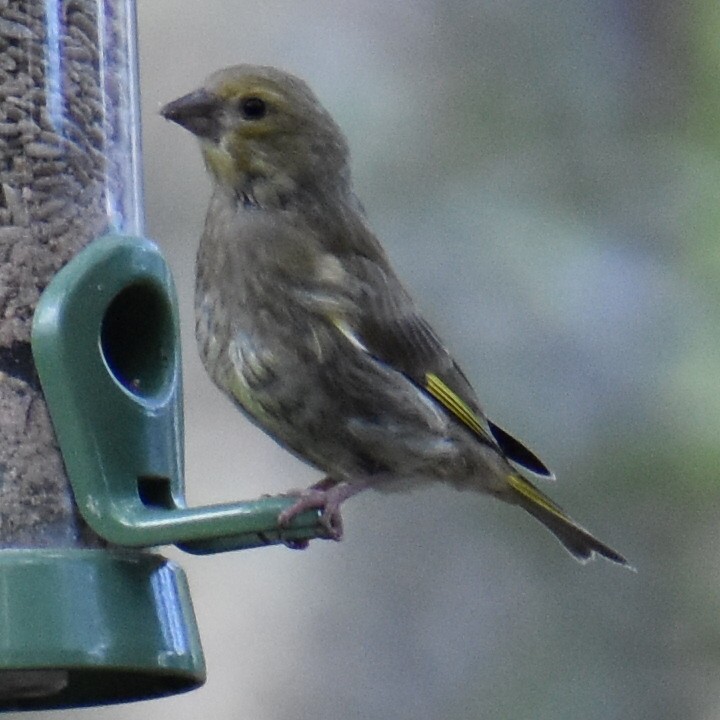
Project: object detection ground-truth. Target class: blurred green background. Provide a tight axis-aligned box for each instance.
[29,0,720,718]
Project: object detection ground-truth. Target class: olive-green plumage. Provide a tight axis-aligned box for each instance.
[161,64,627,565]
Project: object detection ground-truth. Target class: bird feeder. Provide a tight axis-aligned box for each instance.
[0,0,327,710]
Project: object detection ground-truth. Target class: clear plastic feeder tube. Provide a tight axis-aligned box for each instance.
[0,0,143,547]
[1,0,143,237]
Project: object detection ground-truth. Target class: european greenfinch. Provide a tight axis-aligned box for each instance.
[161,64,627,565]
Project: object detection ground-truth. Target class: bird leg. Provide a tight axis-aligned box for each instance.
[278,478,359,540]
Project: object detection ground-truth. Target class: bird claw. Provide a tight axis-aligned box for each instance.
[278,485,346,541]
[282,537,310,551]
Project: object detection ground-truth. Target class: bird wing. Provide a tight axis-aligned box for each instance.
[329,255,553,477]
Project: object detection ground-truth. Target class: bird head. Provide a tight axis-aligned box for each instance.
[161,65,351,205]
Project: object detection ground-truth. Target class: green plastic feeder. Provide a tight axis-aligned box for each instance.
[0,549,204,710]
[0,234,330,710]
[31,234,328,553]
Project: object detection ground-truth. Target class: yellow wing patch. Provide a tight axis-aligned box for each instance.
[507,473,570,523]
[424,372,490,441]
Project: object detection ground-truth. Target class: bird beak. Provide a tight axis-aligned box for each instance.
[160,88,220,140]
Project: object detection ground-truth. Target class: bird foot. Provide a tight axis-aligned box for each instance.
[278,480,355,541]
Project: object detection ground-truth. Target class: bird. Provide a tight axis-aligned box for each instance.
[161,64,628,565]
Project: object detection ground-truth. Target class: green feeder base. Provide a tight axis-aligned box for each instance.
[0,549,205,710]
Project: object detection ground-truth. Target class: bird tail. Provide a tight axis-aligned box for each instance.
[507,474,629,566]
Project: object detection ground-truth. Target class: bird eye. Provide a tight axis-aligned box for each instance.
[239,96,267,120]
